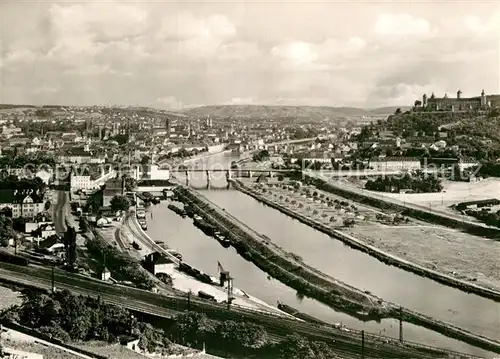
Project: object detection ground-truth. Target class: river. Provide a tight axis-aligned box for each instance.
[147,152,499,357]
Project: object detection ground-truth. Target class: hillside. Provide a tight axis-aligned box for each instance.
[181,105,411,120]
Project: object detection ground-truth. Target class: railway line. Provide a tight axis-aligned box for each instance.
[0,261,477,359]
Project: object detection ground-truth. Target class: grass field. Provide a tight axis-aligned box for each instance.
[363,178,500,210]
[1,340,84,359]
[0,286,22,311]
[345,225,500,292]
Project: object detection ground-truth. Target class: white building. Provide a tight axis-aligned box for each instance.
[369,157,421,171]
[132,164,170,181]
[1,189,47,219]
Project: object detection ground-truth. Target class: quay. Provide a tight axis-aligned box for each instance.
[175,183,500,355]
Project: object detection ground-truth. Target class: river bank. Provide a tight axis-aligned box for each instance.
[175,186,389,321]
[228,180,500,354]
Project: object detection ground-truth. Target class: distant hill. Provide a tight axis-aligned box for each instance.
[181,105,412,120]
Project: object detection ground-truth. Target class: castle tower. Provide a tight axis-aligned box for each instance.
[457,90,462,99]
[422,94,427,107]
[481,89,486,107]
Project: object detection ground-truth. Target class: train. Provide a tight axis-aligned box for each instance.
[179,262,213,284]
[198,290,216,301]
[0,250,29,266]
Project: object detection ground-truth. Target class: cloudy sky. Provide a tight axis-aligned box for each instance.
[1,0,499,109]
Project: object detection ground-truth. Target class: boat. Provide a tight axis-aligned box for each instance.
[214,231,231,248]
[193,217,217,236]
[184,205,195,218]
[168,204,186,217]
[276,301,327,324]
[193,214,203,221]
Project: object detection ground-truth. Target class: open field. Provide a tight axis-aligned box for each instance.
[71,341,148,359]
[354,178,500,214]
[344,225,500,292]
[0,286,22,311]
[244,179,500,293]
[0,340,85,359]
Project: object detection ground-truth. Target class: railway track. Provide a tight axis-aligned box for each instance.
[0,262,480,359]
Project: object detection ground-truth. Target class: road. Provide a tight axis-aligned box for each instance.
[53,191,69,235]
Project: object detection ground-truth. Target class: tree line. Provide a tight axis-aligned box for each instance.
[4,289,344,358]
[365,173,443,193]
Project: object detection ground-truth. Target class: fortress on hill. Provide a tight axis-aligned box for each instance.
[415,89,492,111]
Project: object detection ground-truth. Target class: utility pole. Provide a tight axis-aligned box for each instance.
[187,290,191,311]
[361,330,365,359]
[51,264,55,294]
[399,306,403,343]
[227,278,232,311]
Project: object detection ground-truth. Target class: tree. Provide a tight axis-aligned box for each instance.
[0,215,15,246]
[110,196,130,212]
[278,334,315,359]
[171,312,215,346]
[122,176,137,192]
[0,207,12,217]
[79,218,89,234]
[44,201,51,211]
[216,321,267,349]
[394,108,402,115]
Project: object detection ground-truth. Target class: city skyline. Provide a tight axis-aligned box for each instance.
[1,0,499,109]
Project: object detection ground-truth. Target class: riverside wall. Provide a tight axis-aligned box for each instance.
[229,180,500,354]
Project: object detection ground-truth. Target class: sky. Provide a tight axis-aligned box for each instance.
[1,0,499,109]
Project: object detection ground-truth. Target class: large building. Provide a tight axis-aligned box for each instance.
[418,90,491,111]
[0,188,46,219]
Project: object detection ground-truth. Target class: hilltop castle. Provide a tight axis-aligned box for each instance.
[416,90,491,111]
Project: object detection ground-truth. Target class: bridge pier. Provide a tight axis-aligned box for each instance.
[269,171,274,178]
[248,170,253,178]
[206,170,211,189]
[185,171,190,187]
[226,170,232,189]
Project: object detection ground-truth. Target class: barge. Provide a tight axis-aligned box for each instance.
[168,204,186,217]
[214,231,231,248]
[193,217,217,236]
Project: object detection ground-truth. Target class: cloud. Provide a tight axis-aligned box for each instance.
[1,2,498,107]
[374,13,431,36]
[34,86,60,94]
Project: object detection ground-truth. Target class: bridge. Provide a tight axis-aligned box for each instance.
[169,167,441,189]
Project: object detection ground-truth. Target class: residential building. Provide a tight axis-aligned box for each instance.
[0,189,46,219]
